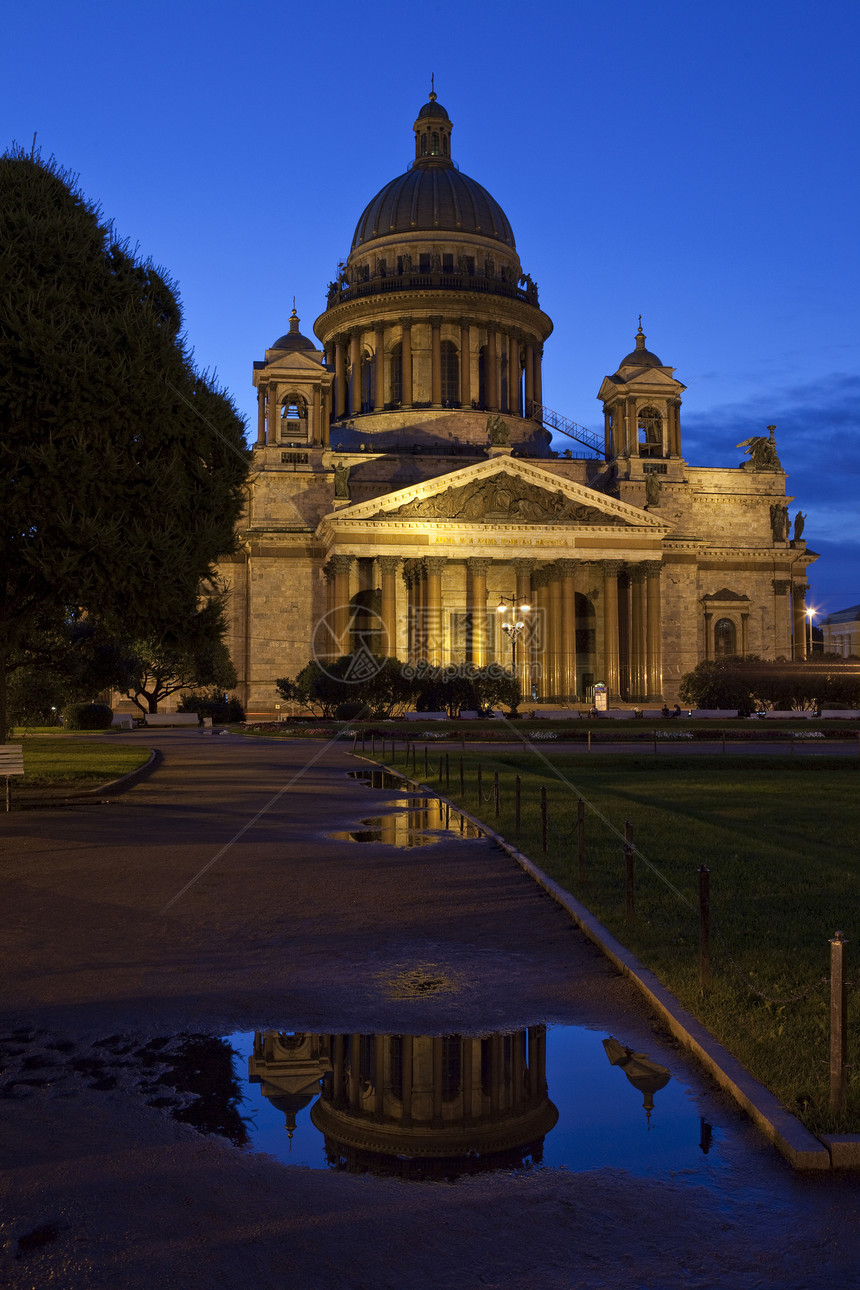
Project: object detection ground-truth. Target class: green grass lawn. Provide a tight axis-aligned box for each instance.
[11,737,151,789]
[373,745,860,1134]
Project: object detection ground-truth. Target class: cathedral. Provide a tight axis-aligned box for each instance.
[220,92,816,711]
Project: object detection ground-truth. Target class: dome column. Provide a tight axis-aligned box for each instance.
[486,328,499,412]
[459,319,472,407]
[373,322,385,411]
[256,391,266,446]
[524,343,535,415]
[334,338,347,419]
[534,348,543,408]
[401,317,413,407]
[430,315,443,406]
[348,329,362,416]
[510,334,522,416]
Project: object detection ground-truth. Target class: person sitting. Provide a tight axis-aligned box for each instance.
[673,704,682,718]
[661,705,671,719]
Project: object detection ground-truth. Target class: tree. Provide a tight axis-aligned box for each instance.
[276,655,415,720]
[117,597,238,715]
[678,658,757,714]
[0,148,250,738]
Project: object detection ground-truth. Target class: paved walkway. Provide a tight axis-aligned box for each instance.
[1,731,858,1289]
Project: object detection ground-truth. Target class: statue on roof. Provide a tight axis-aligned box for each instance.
[737,425,782,471]
[486,414,510,445]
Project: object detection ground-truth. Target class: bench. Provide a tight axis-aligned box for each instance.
[818,711,860,720]
[143,713,200,727]
[111,714,134,730]
[404,711,447,721]
[691,710,738,719]
[1,744,24,811]
[762,710,813,719]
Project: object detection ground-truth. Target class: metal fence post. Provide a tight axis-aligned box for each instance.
[830,931,848,1114]
[698,865,710,991]
[540,786,547,853]
[624,819,635,921]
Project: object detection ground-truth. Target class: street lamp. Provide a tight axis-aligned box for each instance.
[806,606,816,656]
[497,595,530,674]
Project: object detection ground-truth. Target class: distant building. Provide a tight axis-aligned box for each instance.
[821,605,860,657]
[220,94,817,711]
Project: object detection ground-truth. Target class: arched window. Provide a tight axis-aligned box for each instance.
[442,135,448,156]
[420,132,427,156]
[714,618,737,656]
[638,406,663,457]
[431,131,440,154]
[389,341,402,406]
[360,350,374,413]
[441,340,459,406]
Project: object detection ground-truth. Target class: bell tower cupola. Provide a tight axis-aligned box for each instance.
[597,323,686,463]
[413,89,453,165]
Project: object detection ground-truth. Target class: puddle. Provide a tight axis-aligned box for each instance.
[330,799,483,847]
[347,770,416,791]
[219,1025,724,1180]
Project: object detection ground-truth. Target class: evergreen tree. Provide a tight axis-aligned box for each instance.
[0,148,249,737]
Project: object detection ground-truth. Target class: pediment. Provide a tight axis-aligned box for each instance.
[322,455,664,529]
[263,350,326,374]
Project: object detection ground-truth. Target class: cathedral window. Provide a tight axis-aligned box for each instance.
[714,618,737,656]
[390,341,402,406]
[442,253,453,272]
[441,340,459,406]
[360,350,374,413]
[419,253,431,273]
[280,395,307,439]
[420,132,427,155]
[430,131,440,154]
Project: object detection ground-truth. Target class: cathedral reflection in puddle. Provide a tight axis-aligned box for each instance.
[329,797,483,848]
[226,1025,723,1180]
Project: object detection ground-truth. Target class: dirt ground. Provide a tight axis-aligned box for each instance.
[1,730,858,1289]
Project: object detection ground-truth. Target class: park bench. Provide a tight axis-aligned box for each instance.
[1,743,24,811]
[818,710,860,720]
[404,711,447,720]
[762,710,812,719]
[143,713,199,727]
[690,709,738,719]
[111,714,134,730]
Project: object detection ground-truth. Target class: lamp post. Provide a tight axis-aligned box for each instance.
[497,594,530,679]
[806,606,816,657]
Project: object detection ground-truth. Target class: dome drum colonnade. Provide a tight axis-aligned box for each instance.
[314,93,552,436]
[322,551,664,703]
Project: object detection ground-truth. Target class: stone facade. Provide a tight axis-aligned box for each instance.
[220,95,816,712]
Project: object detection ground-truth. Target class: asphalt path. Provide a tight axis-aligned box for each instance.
[1,729,858,1289]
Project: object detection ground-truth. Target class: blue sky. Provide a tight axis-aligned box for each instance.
[2,0,857,617]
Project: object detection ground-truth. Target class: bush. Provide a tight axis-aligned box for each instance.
[178,689,245,723]
[62,702,114,730]
[334,700,366,721]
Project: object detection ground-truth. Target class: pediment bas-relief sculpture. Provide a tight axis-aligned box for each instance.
[368,471,625,525]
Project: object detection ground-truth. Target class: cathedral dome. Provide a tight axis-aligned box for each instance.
[351,166,515,250]
[350,93,515,251]
[618,324,663,369]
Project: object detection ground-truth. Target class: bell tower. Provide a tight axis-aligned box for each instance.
[597,324,686,462]
[252,308,334,450]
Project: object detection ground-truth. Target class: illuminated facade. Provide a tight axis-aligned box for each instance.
[221,94,816,709]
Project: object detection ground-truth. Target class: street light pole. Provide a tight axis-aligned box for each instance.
[497,594,530,687]
[806,607,816,657]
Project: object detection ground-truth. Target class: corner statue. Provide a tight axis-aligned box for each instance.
[333,461,351,499]
[486,414,510,446]
[737,425,782,472]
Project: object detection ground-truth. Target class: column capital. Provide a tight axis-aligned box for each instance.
[428,314,443,328]
[378,555,401,576]
[458,316,476,329]
[329,553,355,575]
[602,559,624,577]
[348,325,363,339]
[467,556,491,576]
[793,582,809,597]
[628,563,646,584]
[555,558,578,578]
[399,315,413,329]
[424,556,448,576]
[512,558,536,574]
[642,560,663,577]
